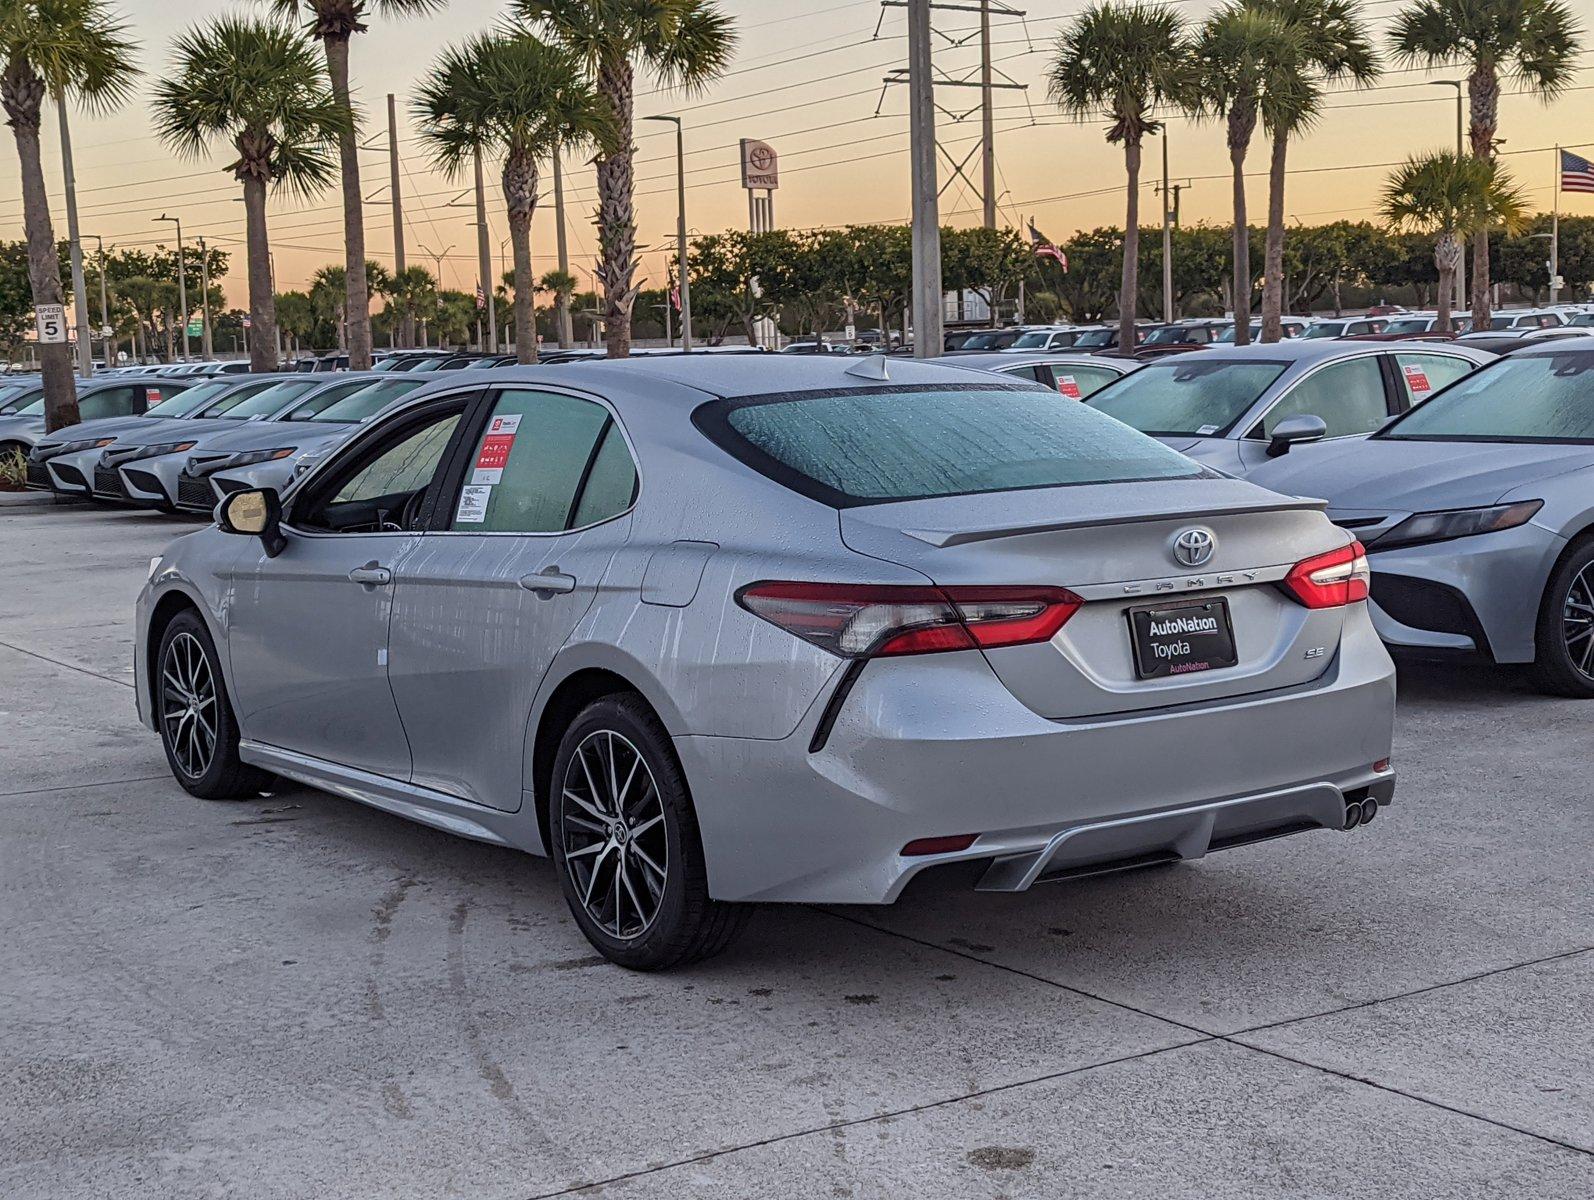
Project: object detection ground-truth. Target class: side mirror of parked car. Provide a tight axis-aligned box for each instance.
[1267,414,1328,458]
[217,487,286,558]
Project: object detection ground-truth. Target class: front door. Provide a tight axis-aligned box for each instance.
[388,386,639,810]
[224,399,470,776]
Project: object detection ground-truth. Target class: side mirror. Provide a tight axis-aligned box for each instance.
[1267,413,1328,458]
[217,487,286,558]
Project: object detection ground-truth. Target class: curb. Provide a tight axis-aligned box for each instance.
[0,490,59,508]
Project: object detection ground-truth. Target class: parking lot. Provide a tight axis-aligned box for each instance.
[2,497,1591,1199]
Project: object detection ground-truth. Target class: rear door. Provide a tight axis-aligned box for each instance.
[387,385,639,810]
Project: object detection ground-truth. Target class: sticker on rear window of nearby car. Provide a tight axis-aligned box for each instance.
[1402,363,1431,395]
[1056,374,1081,398]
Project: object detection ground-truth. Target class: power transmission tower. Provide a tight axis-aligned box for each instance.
[876,1,1032,230]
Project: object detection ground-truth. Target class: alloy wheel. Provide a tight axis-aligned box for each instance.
[560,729,667,940]
[1564,562,1594,679]
[161,631,217,778]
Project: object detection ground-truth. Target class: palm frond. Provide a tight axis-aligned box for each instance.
[1047,2,1190,145]
[2,0,141,114]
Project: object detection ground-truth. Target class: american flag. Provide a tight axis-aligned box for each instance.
[1028,220,1068,272]
[1561,149,1594,194]
[670,283,681,312]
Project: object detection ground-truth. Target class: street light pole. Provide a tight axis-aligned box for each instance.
[54,88,93,375]
[88,234,110,360]
[156,214,191,360]
[1161,130,1174,324]
[643,114,692,351]
[197,235,215,359]
[1433,80,1466,311]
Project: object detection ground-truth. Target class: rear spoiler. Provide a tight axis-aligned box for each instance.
[903,497,1328,548]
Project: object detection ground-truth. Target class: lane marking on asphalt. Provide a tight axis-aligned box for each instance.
[0,638,134,689]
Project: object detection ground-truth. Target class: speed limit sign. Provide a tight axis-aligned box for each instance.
[35,303,67,344]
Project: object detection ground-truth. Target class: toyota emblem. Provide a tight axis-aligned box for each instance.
[1172,527,1216,568]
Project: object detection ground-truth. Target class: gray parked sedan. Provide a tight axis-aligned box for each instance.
[1085,340,1493,475]
[1248,336,1594,696]
[136,356,1395,969]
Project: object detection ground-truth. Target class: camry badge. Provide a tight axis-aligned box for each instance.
[1171,527,1216,568]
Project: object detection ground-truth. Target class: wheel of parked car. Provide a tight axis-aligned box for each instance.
[156,611,274,799]
[1533,536,1594,698]
[549,695,750,970]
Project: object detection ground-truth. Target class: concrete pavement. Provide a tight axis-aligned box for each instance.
[1,503,1590,1198]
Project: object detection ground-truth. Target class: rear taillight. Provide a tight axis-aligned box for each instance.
[1281,541,1370,609]
[736,581,1083,658]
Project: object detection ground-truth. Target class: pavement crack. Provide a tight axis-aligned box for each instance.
[0,638,135,689]
[0,774,167,799]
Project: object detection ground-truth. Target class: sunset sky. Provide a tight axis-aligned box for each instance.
[6,0,1593,309]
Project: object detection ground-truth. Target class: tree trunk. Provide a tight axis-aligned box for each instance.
[1467,65,1499,330]
[595,55,638,358]
[1434,229,1461,334]
[242,175,279,372]
[1227,103,1255,346]
[4,64,79,431]
[503,147,539,365]
[1260,132,1288,343]
[1118,138,1141,351]
[324,34,372,370]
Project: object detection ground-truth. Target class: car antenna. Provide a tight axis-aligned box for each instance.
[844,353,890,381]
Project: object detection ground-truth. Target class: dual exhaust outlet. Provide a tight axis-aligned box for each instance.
[1342,796,1380,831]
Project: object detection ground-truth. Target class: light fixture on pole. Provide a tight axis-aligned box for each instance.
[156,214,191,361]
[643,114,692,352]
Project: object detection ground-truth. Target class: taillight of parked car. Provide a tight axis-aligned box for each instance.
[1281,541,1370,609]
[736,582,1083,659]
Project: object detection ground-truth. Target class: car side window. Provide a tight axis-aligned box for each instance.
[78,387,139,421]
[450,389,632,533]
[1002,365,1044,382]
[1260,356,1389,439]
[1052,365,1121,399]
[1393,352,1477,406]
[296,406,464,533]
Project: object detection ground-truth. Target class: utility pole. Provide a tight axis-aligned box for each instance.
[1161,131,1173,324]
[156,214,190,361]
[387,93,409,347]
[907,0,942,357]
[980,0,996,229]
[473,148,497,353]
[197,236,214,359]
[1551,145,1562,305]
[552,147,574,349]
[55,90,93,375]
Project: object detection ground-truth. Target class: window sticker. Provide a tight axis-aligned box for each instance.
[476,432,516,471]
[487,413,522,435]
[1056,374,1082,399]
[470,466,503,485]
[455,483,491,523]
[1402,363,1431,395]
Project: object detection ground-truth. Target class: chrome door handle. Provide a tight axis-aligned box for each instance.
[518,569,577,595]
[348,565,392,586]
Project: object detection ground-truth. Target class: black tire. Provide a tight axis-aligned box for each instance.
[156,610,274,799]
[548,695,751,970]
[1532,536,1594,698]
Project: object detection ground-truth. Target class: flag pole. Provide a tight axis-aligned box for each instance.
[1551,145,1561,305]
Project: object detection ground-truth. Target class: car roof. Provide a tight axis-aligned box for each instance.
[1499,333,1594,357]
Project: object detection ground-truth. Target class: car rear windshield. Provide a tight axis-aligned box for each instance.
[1085,359,1288,436]
[1381,350,1594,442]
[696,384,1204,507]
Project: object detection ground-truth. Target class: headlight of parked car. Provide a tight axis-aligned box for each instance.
[1375,500,1544,550]
[124,439,198,461]
[194,446,296,475]
[34,436,115,461]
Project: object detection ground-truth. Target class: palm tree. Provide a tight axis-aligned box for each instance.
[1390,0,1582,331]
[269,0,443,371]
[152,16,347,372]
[1048,3,1191,351]
[414,31,611,364]
[309,259,388,349]
[1190,4,1301,345]
[384,264,436,347]
[1380,151,1527,334]
[1252,0,1378,342]
[275,289,314,357]
[1,0,137,431]
[513,0,736,358]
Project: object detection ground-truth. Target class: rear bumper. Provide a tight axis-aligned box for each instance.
[676,606,1396,904]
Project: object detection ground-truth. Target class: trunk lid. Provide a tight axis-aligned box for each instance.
[840,479,1350,718]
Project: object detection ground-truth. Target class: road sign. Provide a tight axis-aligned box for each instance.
[35,303,67,344]
[186,316,204,338]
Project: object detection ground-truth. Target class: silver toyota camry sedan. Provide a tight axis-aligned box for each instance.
[136,356,1396,969]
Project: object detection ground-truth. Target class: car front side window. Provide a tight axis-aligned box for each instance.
[1259,356,1389,439]
[295,405,465,534]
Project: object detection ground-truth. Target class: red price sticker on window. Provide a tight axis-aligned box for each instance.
[1056,374,1082,399]
[1402,364,1431,395]
[146,388,165,406]
[476,432,516,471]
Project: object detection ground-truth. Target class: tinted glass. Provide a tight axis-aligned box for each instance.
[1011,331,1054,348]
[1301,324,1342,339]
[1260,355,1387,438]
[1051,364,1122,399]
[450,390,611,532]
[145,380,228,416]
[1002,364,1044,382]
[1393,352,1478,405]
[711,385,1201,505]
[331,415,460,506]
[570,422,638,527]
[215,380,317,419]
[18,396,46,415]
[1383,318,1433,334]
[280,379,383,421]
[1214,323,1262,343]
[1087,360,1288,435]
[1072,329,1113,347]
[78,387,140,421]
[307,379,427,423]
[1383,351,1594,441]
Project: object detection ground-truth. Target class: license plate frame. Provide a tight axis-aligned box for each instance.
[1127,598,1238,680]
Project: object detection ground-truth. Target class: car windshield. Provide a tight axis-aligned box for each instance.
[1301,324,1343,339]
[1382,350,1594,442]
[301,379,426,423]
[1085,359,1289,436]
[1143,327,1188,345]
[1571,314,1594,327]
[1072,329,1113,347]
[1010,331,1057,348]
[208,380,317,419]
[1383,318,1433,334]
[702,384,1202,506]
[142,380,228,417]
[1214,323,1264,344]
[1487,315,1526,330]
